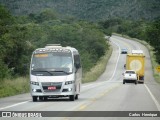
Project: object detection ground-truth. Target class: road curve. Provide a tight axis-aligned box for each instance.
[0,35,160,120]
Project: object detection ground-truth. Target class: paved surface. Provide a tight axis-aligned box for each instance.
[0,35,160,120]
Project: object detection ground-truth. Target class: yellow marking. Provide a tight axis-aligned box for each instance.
[96,84,121,99]
[79,105,87,110]
[156,66,160,72]
[99,90,110,97]
[76,84,121,111]
[91,98,97,101]
[99,92,106,97]
[63,117,69,120]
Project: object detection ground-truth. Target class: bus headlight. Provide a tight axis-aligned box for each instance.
[68,88,72,91]
[32,89,37,92]
[30,81,39,86]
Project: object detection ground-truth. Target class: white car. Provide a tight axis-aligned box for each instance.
[122,70,137,84]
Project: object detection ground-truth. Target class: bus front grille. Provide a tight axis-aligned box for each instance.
[41,82,62,92]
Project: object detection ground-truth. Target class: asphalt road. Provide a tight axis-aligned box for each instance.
[0,35,160,120]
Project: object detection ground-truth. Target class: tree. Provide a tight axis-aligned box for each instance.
[146,19,160,63]
[35,9,58,23]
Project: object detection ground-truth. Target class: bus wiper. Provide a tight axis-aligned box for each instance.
[53,70,70,74]
[44,71,54,75]
[33,69,53,75]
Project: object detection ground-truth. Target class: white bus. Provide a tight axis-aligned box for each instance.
[30,44,82,102]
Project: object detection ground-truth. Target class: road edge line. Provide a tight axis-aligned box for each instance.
[0,100,30,110]
[109,37,121,81]
[144,84,160,111]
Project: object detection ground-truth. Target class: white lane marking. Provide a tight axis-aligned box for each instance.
[109,38,121,81]
[82,82,102,88]
[0,100,30,110]
[144,84,160,111]
[82,83,96,88]
[83,37,121,88]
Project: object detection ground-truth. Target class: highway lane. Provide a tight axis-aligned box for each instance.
[0,35,160,120]
[67,36,160,120]
[113,35,160,106]
[87,36,160,111]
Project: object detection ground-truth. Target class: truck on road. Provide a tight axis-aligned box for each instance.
[125,50,145,83]
[30,44,82,102]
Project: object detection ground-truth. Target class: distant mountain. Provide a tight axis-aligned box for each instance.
[0,0,160,21]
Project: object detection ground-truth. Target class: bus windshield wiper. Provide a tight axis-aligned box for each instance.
[32,69,53,75]
[52,70,70,74]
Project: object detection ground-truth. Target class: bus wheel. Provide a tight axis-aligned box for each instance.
[69,95,75,101]
[32,96,37,102]
[135,81,137,85]
[75,94,78,100]
[123,80,125,84]
[39,96,43,101]
[44,96,48,101]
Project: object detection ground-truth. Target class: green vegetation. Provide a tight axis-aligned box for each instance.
[0,0,160,21]
[83,44,112,83]
[99,18,160,65]
[0,77,29,97]
[99,17,160,83]
[0,5,108,79]
[0,0,160,97]
[0,5,110,97]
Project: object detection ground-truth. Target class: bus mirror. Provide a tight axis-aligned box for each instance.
[75,63,80,69]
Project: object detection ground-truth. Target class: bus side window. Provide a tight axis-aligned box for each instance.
[74,55,81,69]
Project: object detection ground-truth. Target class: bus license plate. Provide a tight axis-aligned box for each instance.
[48,86,56,90]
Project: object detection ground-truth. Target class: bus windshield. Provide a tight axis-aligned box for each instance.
[31,52,73,74]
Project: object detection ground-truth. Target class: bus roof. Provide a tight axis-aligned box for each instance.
[33,45,79,54]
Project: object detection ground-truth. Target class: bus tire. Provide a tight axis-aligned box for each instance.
[75,94,78,100]
[69,95,75,101]
[44,96,48,101]
[39,96,43,101]
[123,80,125,84]
[32,96,37,102]
[135,81,137,85]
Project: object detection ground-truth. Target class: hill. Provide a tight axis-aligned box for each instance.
[0,0,160,21]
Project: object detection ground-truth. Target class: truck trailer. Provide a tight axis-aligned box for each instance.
[126,50,145,83]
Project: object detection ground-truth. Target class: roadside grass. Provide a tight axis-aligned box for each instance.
[113,33,160,83]
[0,77,29,98]
[0,42,112,98]
[82,43,112,83]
